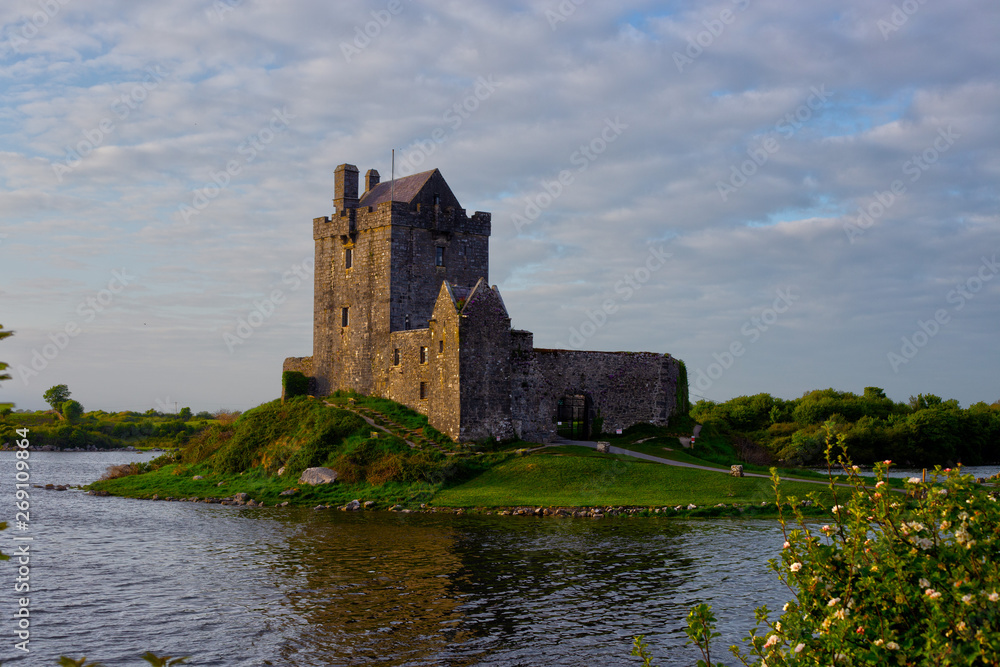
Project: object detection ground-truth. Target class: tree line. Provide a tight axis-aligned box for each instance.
[692,387,1000,467]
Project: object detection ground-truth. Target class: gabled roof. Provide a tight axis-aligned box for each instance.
[437,279,511,321]
[358,168,461,209]
[462,278,509,317]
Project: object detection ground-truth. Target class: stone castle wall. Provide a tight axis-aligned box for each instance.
[384,328,431,413]
[427,285,463,439]
[456,285,516,441]
[518,349,683,441]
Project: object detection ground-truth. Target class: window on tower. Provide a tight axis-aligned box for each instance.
[435,246,445,267]
[345,247,352,269]
[341,307,349,327]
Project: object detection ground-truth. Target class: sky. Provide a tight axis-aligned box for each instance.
[1,0,997,414]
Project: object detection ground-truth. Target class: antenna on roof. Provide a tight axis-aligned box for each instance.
[391,149,395,203]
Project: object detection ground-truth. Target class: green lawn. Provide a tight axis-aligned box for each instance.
[433,449,836,508]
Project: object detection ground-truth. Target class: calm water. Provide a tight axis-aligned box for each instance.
[813,464,1000,479]
[0,451,792,666]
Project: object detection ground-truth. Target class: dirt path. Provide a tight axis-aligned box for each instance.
[552,438,853,488]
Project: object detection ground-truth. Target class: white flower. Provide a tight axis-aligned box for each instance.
[906,477,921,484]
[886,641,900,650]
[925,588,942,599]
[794,643,805,653]
[782,602,790,611]
[876,480,886,488]
[821,524,833,533]
[874,639,884,646]
[989,591,999,602]
[916,537,934,550]
[833,608,847,620]
[828,597,841,607]
[775,622,781,632]
[764,634,780,649]
[790,562,802,572]
[958,621,967,632]
[832,505,844,513]
[963,594,974,604]
[782,541,790,549]
[919,578,930,588]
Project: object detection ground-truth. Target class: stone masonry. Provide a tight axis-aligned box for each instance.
[284,163,688,441]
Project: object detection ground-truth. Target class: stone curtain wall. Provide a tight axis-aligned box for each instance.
[509,330,545,441]
[525,349,683,441]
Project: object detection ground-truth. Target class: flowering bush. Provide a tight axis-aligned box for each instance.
[651,422,1000,666]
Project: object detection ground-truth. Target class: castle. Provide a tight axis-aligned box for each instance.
[283,163,688,442]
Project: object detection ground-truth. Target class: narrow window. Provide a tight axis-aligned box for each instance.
[420,382,428,400]
[438,340,444,354]
[433,194,440,206]
[341,307,349,327]
[393,348,400,366]
[345,247,352,269]
[435,246,445,267]
[420,346,427,364]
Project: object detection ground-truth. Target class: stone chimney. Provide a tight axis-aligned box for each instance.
[364,168,380,193]
[333,163,359,213]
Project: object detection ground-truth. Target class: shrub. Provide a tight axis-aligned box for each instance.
[61,400,84,423]
[282,371,310,399]
[214,410,241,426]
[672,422,1000,666]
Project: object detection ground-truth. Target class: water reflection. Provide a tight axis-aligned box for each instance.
[0,453,790,667]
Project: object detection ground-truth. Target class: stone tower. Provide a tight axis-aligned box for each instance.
[308,163,492,397]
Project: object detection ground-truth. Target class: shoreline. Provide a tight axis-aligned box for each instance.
[80,486,825,519]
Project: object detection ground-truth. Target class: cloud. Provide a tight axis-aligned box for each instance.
[1,0,998,412]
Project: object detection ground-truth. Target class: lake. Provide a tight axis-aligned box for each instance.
[0,451,804,666]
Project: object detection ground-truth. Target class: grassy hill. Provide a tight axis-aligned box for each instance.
[88,394,840,511]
